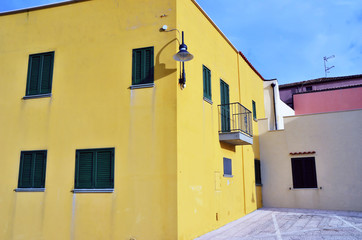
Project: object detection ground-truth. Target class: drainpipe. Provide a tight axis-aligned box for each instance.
[270,83,278,130]
[237,52,247,215]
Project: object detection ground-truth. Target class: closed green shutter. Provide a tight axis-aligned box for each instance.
[33,152,46,188]
[18,153,33,188]
[40,53,54,94]
[203,66,212,100]
[18,151,47,188]
[252,100,257,120]
[28,56,41,95]
[132,47,154,85]
[75,148,114,189]
[76,151,94,189]
[95,150,114,188]
[220,80,230,132]
[26,52,54,96]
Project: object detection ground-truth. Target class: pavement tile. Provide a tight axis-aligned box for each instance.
[194,208,362,240]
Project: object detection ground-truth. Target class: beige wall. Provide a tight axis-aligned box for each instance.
[259,109,362,211]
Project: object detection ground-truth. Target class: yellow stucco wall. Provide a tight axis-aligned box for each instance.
[0,0,265,239]
[0,0,178,239]
[175,1,265,239]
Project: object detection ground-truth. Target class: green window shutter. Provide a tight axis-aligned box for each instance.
[27,56,41,95]
[33,152,47,188]
[76,151,94,189]
[252,100,257,120]
[75,148,114,189]
[40,53,54,94]
[220,80,230,132]
[132,47,154,85]
[18,153,33,188]
[26,52,54,96]
[95,150,114,188]
[18,151,47,188]
[203,65,211,100]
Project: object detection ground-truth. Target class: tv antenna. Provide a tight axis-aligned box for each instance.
[323,55,335,77]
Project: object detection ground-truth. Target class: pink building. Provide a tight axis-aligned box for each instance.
[294,85,362,115]
[279,74,362,109]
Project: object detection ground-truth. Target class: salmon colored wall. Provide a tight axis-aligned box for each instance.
[294,87,362,115]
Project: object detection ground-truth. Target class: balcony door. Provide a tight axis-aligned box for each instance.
[220,80,230,132]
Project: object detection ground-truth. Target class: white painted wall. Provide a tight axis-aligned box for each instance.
[258,109,362,211]
[263,80,294,130]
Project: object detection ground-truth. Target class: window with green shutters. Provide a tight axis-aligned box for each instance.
[18,151,47,188]
[75,148,114,189]
[132,47,154,85]
[26,52,54,96]
[252,100,257,120]
[203,65,212,100]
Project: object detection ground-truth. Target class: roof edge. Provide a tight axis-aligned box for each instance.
[190,0,264,81]
[279,74,362,88]
[238,51,265,80]
[0,0,89,16]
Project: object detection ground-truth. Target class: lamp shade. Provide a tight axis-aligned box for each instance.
[173,43,194,62]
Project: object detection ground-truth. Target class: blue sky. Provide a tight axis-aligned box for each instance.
[1,0,361,84]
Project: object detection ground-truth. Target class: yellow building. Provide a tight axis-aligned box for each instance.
[0,0,265,239]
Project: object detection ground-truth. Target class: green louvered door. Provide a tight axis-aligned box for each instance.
[220,80,230,132]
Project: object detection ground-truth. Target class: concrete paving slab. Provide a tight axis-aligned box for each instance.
[194,208,362,240]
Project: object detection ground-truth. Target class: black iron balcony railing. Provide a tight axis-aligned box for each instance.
[218,102,253,137]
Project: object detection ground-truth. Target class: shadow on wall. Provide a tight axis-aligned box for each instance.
[220,142,236,152]
[154,38,177,81]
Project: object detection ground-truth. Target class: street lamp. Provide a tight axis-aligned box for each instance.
[161,26,193,88]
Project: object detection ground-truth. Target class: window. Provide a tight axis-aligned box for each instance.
[291,157,317,188]
[223,157,232,177]
[75,148,114,189]
[203,65,211,101]
[26,52,54,96]
[254,159,262,185]
[305,86,313,92]
[252,100,257,121]
[18,151,47,188]
[132,47,154,85]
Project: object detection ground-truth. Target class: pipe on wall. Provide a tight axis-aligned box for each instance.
[271,83,278,130]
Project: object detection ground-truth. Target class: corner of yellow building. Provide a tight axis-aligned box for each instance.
[0,0,265,239]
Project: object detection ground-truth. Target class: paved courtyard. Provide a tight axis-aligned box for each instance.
[195,208,362,240]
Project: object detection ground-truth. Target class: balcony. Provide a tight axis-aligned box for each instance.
[218,102,253,145]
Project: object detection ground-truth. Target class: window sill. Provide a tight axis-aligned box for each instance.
[203,97,213,105]
[256,183,263,186]
[253,118,258,122]
[223,174,233,178]
[23,93,52,99]
[14,188,45,192]
[72,189,114,193]
[130,83,154,89]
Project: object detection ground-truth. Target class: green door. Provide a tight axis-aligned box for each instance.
[220,80,230,132]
